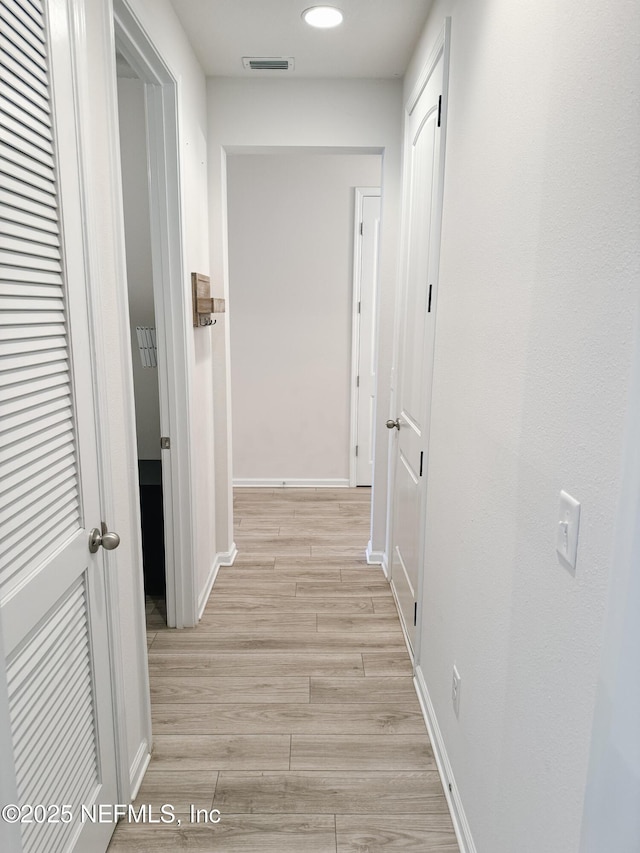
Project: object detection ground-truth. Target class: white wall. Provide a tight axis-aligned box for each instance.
[207,78,402,547]
[403,2,640,852]
[116,76,161,461]
[74,0,213,791]
[226,152,381,484]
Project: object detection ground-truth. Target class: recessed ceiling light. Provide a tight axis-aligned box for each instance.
[302,6,344,29]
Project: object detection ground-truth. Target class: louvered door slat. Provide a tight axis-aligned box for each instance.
[1,139,54,181]
[7,580,99,853]
[0,438,74,486]
[10,617,86,724]
[0,291,63,311]
[0,407,71,461]
[0,381,69,420]
[0,366,68,401]
[10,622,86,720]
[1,41,49,95]
[1,164,56,208]
[0,234,59,259]
[0,206,58,237]
[0,217,59,247]
[0,334,65,356]
[1,0,45,48]
[0,419,71,474]
[0,515,79,593]
[0,309,65,329]
[2,66,51,116]
[2,490,77,554]
[1,58,50,107]
[0,31,47,86]
[7,584,81,696]
[0,108,54,157]
[0,464,74,525]
[29,723,95,842]
[0,6,47,66]
[0,72,51,129]
[0,337,65,362]
[0,128,54,176]
[0,350,69,382]
[15,666,91,773]
[0,281,62,299]
[0,189,57,223]
[1,90,51,141]
[0,272,62,290]
[0,423,73,487]
[0,156,57,198]
[0,501,79,569]
[17,0,45,27]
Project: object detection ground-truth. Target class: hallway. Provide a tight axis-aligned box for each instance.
[108,488,458,851]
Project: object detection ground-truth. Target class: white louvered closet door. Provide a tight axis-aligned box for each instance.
[0,0,118,851]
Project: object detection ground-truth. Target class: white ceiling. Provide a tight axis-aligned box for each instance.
[169,0,433,78]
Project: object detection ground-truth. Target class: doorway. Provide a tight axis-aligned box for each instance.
[115,61,167,623]
[113,0,197,629]
[351,187,381,487]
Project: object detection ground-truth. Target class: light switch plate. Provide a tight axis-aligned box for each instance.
[556,490,581,570]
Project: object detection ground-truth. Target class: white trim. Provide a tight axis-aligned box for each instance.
[129,740,151,801]
[350,186,381,488]
[198,545,238,620]
[113,0,197,630]
[365,541,385,566]
[414,666,477,853]
[233,478,351,488]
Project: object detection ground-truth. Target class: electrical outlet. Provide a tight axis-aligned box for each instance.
[452,665,461,717]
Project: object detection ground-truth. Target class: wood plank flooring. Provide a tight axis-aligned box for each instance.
[108,487,459,852]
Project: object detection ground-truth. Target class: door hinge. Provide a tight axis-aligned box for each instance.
[160,436,171,450]
[414,601,418,626]
[437,95,442,127]
[360,222,363,235]
[358,301,361,314]
[419,450,424,477]
[355,445,359,457]
[428,284,433,313]
[356,375,360,387]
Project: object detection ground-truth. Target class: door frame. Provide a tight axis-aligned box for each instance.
[113,0,196,631]
[386,18,451,657]
[350,187,381,488]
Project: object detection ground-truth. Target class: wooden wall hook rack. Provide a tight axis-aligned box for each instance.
[191,273,225,327]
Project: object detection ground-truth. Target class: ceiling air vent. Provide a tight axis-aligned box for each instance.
[242,57,295,72]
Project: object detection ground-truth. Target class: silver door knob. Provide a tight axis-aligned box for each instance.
[386,418,400,430]
[89,527,121,554]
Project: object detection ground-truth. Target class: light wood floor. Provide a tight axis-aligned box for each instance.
[108,488,459,852]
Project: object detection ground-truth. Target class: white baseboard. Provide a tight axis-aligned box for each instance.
[129,740,151,802]
[414,665,477,853]
[198,544,238,620]
[381,552,389,579]
[366,540,385,566]
[368,544,389,580]
[233,478,350,488]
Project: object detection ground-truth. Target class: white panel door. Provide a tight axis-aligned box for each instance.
[0,1,118,851]
[389,52,445,649]
[355,193,380,486]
